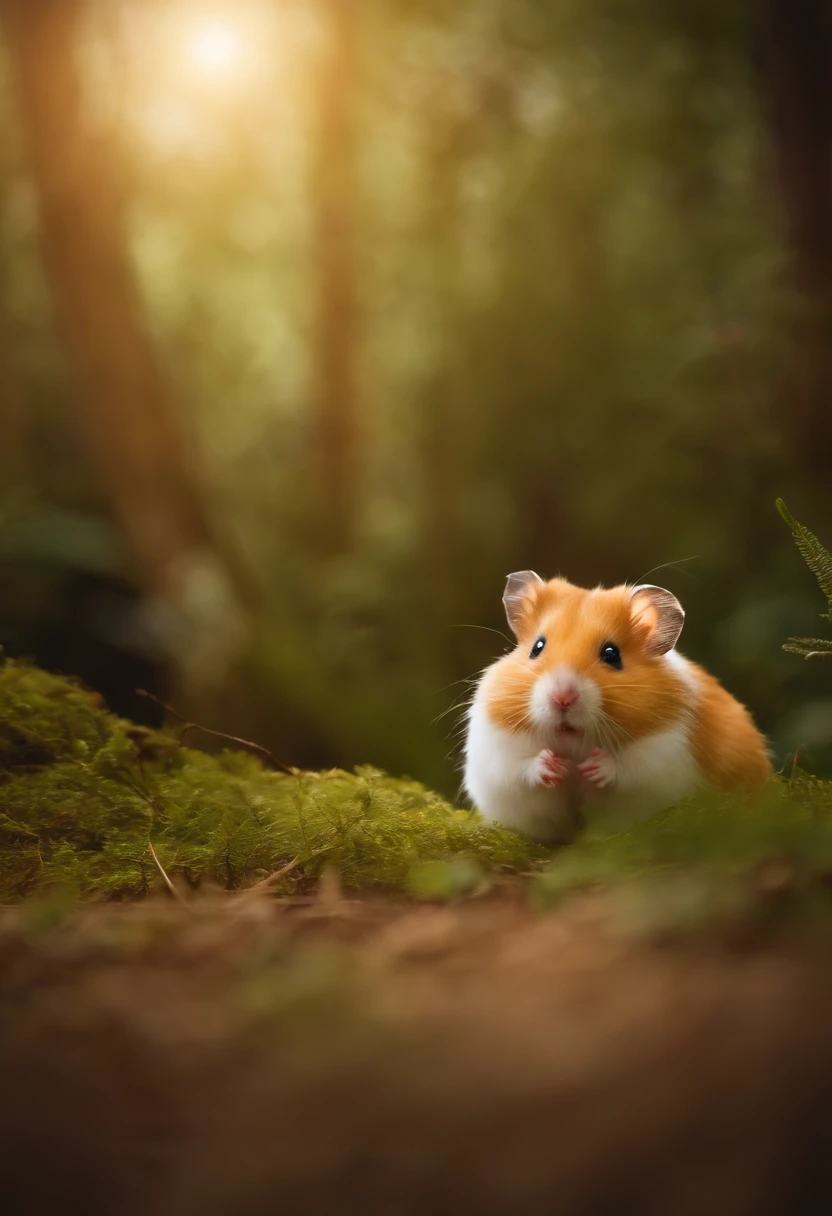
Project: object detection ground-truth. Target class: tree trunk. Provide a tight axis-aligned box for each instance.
[0,292,23,489]
[757,0,832,475]
[3,0,247,693]
[4,0,222,604]
[311,0,359,553]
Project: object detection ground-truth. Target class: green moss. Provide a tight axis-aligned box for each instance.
[533,780,832,920]
[0,661,546,901]
[4,659,832,919]
[406,857,486,901]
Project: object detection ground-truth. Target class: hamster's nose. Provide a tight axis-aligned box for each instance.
[551,688,580,713]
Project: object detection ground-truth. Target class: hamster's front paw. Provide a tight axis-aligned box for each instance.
[577,749,616,790]
[530,749,570,788]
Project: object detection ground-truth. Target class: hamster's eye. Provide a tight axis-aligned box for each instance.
[529,636,546,660]
[599,641,622,670]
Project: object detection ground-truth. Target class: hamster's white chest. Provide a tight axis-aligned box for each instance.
[463,697,699,844]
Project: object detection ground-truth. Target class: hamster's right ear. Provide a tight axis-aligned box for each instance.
[503,571,544,636]
[629,584,684,656]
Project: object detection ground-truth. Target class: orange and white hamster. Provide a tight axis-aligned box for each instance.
[464,573,771,843]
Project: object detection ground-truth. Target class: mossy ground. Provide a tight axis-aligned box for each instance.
[533,779,832,934]
[2,659,832,931]
[0,661,546,902]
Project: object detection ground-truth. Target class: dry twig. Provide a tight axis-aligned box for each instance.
[147,839,190,909]
[231,856,303,904]
[136,689,293,774]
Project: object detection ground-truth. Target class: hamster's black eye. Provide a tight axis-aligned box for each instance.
[529,636,546,660]
[599,641,622,670]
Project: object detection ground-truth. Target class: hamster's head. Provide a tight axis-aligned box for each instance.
[486,572,687,754]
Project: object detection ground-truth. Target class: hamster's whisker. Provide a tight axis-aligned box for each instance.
[599,723,624,755]
[432,694,475,727]
[601,690,672,709]
[601,701,667,712]
[593,709,632,753]
[602,682,679,694]
[431,675,480,696]
[601,698,676,727]
[506,714,530,731]
[601,722,625,757]
[432,674,486,728]
[451,623,515,647]
[630,556,701,587]
[593,716,612,754]
[446,722,477,751]
[590,712,611,753]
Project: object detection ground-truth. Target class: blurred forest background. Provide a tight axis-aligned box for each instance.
[0,0,831,796]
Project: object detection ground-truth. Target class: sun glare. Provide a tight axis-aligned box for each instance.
[189,23,241,74]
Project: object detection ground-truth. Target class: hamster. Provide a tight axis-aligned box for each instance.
[463,572,772,843]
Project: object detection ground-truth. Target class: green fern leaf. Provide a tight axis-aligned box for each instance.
[777,499,832,612]
[783,637,832,659]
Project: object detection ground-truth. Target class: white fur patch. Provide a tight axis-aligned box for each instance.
[529,664,602,733]
[464,675,576,843]
[663,648,699,695]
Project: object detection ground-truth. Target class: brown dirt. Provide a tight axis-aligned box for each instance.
[1,887,831,1215]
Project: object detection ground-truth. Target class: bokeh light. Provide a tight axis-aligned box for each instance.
[188,21,242,75]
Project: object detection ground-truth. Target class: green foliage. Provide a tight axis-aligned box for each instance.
[0,661,546,902]
[777,499,832,658]
[406,857,486,900]
[0,661,111,768]
[533,780,832,932]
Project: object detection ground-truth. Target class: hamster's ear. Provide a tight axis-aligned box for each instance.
[503,571,544,636]
[629,584,684,656]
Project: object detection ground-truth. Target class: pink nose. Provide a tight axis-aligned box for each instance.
[552,689,579,713]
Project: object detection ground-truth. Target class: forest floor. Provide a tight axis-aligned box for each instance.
[2,661,832,1213]
[2,878,832,1216]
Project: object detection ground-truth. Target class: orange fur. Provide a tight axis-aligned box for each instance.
[686,664,772,789]
[488,577,771,791]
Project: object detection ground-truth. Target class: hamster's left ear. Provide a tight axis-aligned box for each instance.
[629,585,684,656]
[503,570,544,636]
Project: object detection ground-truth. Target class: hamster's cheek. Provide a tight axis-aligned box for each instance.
[529,673,552,726]
[484,659,537,734]
[598,660,680,741]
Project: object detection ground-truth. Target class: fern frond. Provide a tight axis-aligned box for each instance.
[777,499,832,610]
[783,637,832,659]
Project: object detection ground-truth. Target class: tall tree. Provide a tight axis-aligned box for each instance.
[757,0,832,477]
[2,0,246,690]
[0,290,22,488]
[311,0,359,553]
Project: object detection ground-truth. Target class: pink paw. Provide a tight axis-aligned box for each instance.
[532,749,570,788]
[577,748,615,790]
